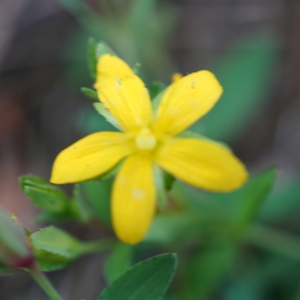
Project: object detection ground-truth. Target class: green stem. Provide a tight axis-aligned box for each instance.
[243,224,300,261]
[81,238,117,255]
[29,266,63,300]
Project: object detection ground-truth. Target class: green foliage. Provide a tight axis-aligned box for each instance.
[229,168,277,231]
[88,38,98,79]
[30,226,84,260]
[34,249,70,272]
[80,87,98,100]
[104,243,133,283]
[31,226,115,272]
[259,176,300,222]
[192,33,279,142]
[183,242,236,300]
[79,179,113,226]
[20,176,70,215]
[19,175,93,223]
[149,81,166,99]
[98,253,177,300]
[0,207,30,266]
[93,102,121,130]
[174,168,277,234]
[154,166,169,211]
[146,212,202,245]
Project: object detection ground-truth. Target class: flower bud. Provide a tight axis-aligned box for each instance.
[0,208,34,269]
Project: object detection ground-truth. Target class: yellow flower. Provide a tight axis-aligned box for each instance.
[50,54,248,244]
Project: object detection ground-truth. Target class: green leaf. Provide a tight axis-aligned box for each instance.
[80,179,112,227]
[145,212,203,245]
[176,168,277,233]
[133,62,141,75]
[154,166,168,211]
[243,224,300,262]
[34,249,70,272]
[93,102,121,130]
[80,87,98,100]
[184,242,236,300]
[150,81,166,99]
[72,183,93,222]
[19,175,69,214]
[0,207,30,264]
[259,176,300,222]
[104,243,133,283]
[88,38,97,79]
[34,212,72,223]
[30,226,83,259]
[79,107,117,134]
[96,41,116,59]
[164,172,175,192]
[192,33,279,142]
[98,253,177,300]
[152,88,166,112]
[229,168,277,230]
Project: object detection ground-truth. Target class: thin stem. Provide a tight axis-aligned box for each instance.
[81,238,117,254]
[29,266,63,300]
[243,224,300,261]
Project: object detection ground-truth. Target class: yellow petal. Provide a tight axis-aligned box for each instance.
[50,132,134,184]
[95,55,152,133]
[112,154,156,244]
[154,138,248,192]
[152,71,223,137]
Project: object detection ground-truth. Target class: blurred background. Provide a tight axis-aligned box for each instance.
[1,0,300,299]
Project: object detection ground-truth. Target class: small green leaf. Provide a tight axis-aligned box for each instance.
[72,184,93,222]
[96,41,116,59]
[80,179,112,227]
[30,226,83,259]
[230,168,277,230]
[88,38,97,79]
[184,242,236,299]
[152,88,166,112]
[34,249,70,272]
[0,207,30,265]
[259,176,300,222]
[79,107,117,134]
[104,243,133,284]
[154,166,168,211]
[98,253,178,300]
[19,175,69,214]
[164,172,175,191]
[34,212,71,223]
[80,87,98,100]
[93,102,121,130]
[145,212,202,245]
[150,81,166,100]
[133,62,141,74]
[244,224,300,262]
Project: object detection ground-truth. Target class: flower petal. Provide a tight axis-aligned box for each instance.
[95,55,152,133]
[152,71,223,137]
[112,154,156,244]
[50,132,134,184]
[154,138,248,192]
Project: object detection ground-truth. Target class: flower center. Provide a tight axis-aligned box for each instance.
[135,128,157,150]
